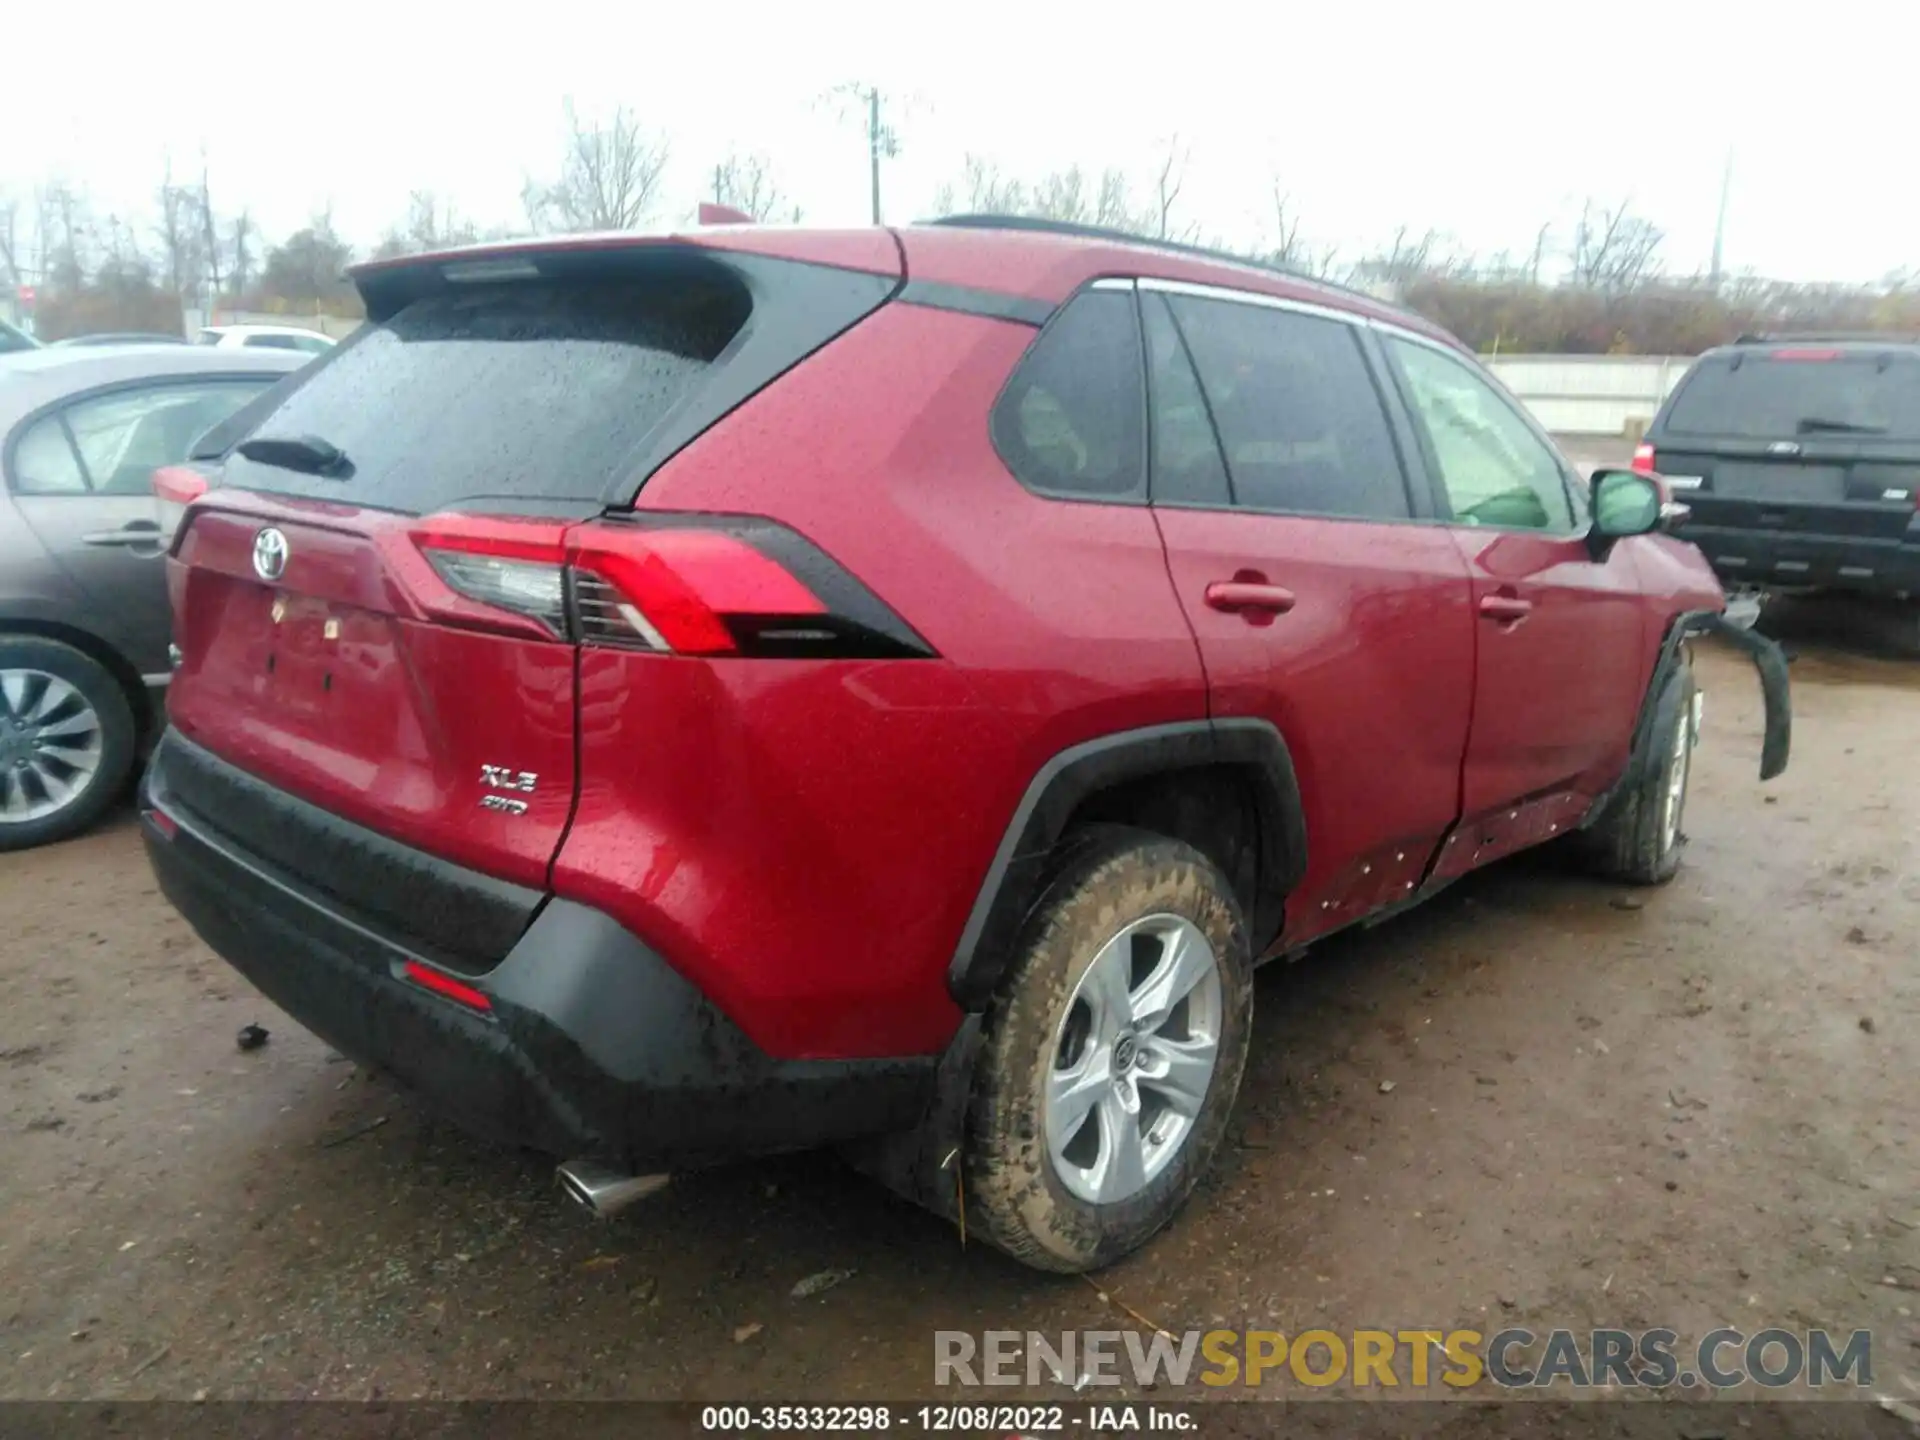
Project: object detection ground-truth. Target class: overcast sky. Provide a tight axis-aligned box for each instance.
[5,0,1914,283]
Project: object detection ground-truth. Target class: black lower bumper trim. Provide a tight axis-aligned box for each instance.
[1686,524,1920,597]
[142,759,938,1169]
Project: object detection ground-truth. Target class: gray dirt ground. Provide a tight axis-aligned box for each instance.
[1,621,1916,1411]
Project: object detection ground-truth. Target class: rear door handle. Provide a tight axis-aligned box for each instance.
[82,522,164,551]
[1478,593,1534,623]
[1205,581,1297,615]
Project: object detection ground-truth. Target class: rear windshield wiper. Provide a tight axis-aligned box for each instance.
[1795,416,1887,435]
[235,433,354,477]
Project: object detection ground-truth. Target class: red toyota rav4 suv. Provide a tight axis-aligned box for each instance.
[141,218,1790,1272]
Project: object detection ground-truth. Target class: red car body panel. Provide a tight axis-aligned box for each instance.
[165,496,577,890]
[1449,529,1653,817]
[1152,507,1477,949]
[149,224,1734,1103]
[559,303,1209,1058]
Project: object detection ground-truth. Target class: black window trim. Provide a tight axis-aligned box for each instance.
[1139,286,1238,509]
[4,372,281,498]
[1135,276,1432,526]
[986,276,1151,507]
[1373,322,1591,540]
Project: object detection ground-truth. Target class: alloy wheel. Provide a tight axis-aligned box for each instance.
[0,669,105,825]
[1043,913,1223,1205]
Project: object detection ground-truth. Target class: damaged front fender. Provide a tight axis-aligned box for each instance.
[1686,612,1791,781]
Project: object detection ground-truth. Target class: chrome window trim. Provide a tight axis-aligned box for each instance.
[1137,275,1357,330]
[1133,274,1471,360]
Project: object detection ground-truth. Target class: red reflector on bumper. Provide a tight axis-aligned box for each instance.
[146,809,179,841]
[403,960,493,1012]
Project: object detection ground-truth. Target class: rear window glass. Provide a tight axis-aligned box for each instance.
[1665,354,1920,440]
[224,277,749,512]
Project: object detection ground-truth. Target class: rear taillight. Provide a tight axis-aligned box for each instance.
[407,514,933,660]
[1769,347,1842,360]
[1631,443,1656,475]
[413,517,571,636]
[152,465,209,543]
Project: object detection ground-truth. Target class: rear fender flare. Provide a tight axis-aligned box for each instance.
[945,718,1307,1010]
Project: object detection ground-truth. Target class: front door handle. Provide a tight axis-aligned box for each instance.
[82,521,165,553]
[1205,580,1297,616]
[1478,593,1534,623]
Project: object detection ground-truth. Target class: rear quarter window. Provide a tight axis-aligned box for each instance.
[223,275,751,513]
[991,290,1146,501]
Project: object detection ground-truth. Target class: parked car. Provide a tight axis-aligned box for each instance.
[51,332,189,347]
[0,346,305,849]
[0,319,39,354]
[1638,334,1920,599]
[195,324,334,355]
[139,220,1790,1272]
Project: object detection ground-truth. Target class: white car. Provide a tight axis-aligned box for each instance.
[194,324,334,356]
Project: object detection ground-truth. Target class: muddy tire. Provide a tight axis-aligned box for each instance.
[1582,657,1698,886]
[0,636,137,852]
[964,825,1252,1273]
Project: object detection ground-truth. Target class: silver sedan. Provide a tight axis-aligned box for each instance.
[0,344,307,848]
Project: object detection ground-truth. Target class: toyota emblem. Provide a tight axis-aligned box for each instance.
[252,527,289,581]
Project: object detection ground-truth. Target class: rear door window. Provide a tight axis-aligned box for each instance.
[1142,292,1230,507]
[223,276,752,513]
[11,380,270,496]
[992,290,1146,500]
[1664,353,1920,440]
[1167,294,1411,520]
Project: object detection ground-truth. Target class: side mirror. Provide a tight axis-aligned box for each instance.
[1589,469,1663,556]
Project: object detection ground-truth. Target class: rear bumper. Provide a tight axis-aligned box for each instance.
[1684,522,1920,596]
[141,735,936,1168]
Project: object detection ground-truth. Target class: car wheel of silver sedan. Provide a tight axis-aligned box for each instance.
[0,638,137,852]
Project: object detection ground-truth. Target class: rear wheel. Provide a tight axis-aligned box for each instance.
[964,826,1252,1272]
[0,637,136,852]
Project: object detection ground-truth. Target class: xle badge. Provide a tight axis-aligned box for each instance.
[479,764,538,816]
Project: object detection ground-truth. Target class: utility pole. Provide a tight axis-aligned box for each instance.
[1708,148,1733,291]
[824,82,901,224]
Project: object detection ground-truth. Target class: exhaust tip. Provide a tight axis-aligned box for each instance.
[557,1160,670,1220]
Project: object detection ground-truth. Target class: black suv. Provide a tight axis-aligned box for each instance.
[1640,335,1920,599]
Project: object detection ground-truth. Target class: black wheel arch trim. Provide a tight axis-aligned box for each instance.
[946,717,1307,1010]
[1583,608,1790,832]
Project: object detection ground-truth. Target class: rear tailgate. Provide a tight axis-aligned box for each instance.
[162,237,900,913]
[1653,349,1920,553]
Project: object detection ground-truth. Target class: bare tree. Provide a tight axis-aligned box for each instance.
[1351,226,1457,294]
[42,183,89,292]
[155,158,206,300]
[1264,181,1306,267]
[1570,198,1663,295]
[0,194,21,291]
[526,102,669,233]
[197,163,223,302]
[934,154,1028,216]
[1151,138,1189,240]
[711,153,798,222]
[227,210,256,299]
[1026,167,1085,223]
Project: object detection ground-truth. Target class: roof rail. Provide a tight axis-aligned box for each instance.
[926,212,1392,311]
[1733,331,1920,345]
